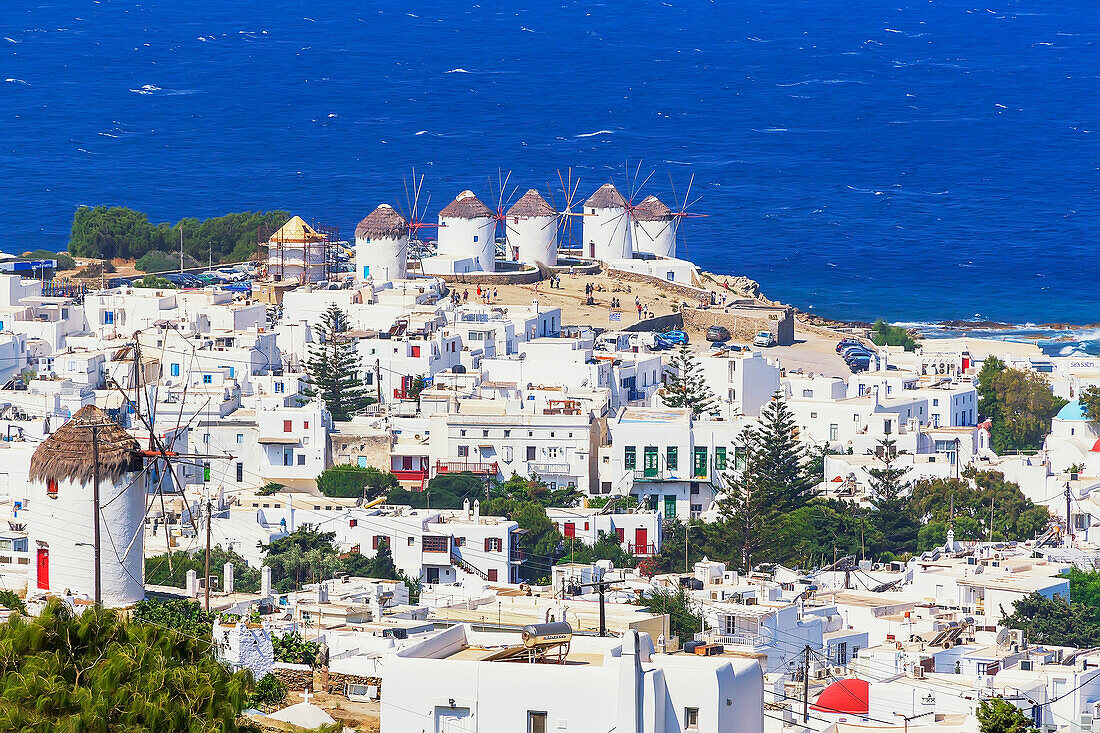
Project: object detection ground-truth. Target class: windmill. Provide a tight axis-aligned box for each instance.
[398,168,439,266]
[664,172,708,260]
[484,168,521,263]
[545,167,588,255]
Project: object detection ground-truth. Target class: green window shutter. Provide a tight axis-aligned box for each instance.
[624,446,636,470]
[667,446,678,471]
[715,447,727,471]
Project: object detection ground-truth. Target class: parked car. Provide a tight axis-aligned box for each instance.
[661,330,689,346]
[216,268,246,282]
[753,331,776,347]
[836,338,863,353]
[842,345,874,360]
[848,355,873,373]
[709,341,728,351]
[706,325,731,342]
[106,277,132,288]
[653,334,674,350]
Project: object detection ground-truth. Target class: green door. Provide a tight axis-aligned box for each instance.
[643,447,659,478]
[693,447,708,478]
[664,495,677,518]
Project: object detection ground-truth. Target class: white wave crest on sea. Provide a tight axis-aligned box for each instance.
[575,129,615,138]
[131,84,161,94]
[5,78,27,84]
[445,68,470,74]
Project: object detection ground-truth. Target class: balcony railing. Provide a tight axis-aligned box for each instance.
[627,542,657,556]
[436,460,498,476]
[693,629,766,648]
[530,462,572,475]
[391,468,428,489]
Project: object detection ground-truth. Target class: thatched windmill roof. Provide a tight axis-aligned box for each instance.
[584,183,627,209]
[356,204,409,239]
[439,191,494,220]
[30,405,142,485]
[506,189,557,219]
[632,195,673,221]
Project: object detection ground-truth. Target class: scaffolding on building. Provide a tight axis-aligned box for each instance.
[258,217,338,284]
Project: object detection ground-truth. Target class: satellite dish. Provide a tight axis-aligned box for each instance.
[996,628,1011,647]
[519,352,527,361]
[164,379,174,387]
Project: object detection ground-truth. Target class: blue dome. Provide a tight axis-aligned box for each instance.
[1056,401,1089,421]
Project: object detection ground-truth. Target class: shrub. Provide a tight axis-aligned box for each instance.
[317,465,398,499]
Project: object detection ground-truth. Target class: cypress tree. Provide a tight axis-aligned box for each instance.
[865,438,920,557]
[302,304,374,421]
[660,345,718,417]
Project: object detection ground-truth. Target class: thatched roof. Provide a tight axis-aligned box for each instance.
[355,204,409,240]
[439,191,494,220]
[30,405,142,485]
[269,216,325,243]
[506,189,557,219]
[584,183,627,209]
[632,195,673,221]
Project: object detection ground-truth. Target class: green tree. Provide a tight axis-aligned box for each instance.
[1001,592,1100,648]
[512,502,562,584]
[144,545,261,594]
[865,439,920,558]
[302,304,374,421]
[494,472,583,508]
[978,360,1066,453]
[0,590,25,614]
[635,587,703,641]
[908,469,1049,547]
[388,472,488,509]
[557,530,637,568]
[257,481,282,496]
[0,600,254,732]
[272,631,321,666]
[262,526,343,593]
[1080,386,1100,424]
[869,320,918,351]
[771,500,880,568]
[660,345,718,417]
[317,464,398,499]
[976,698,1037,733]
[132,597,217,638]
[132,273,176,289]
[719,393,812,567]
[250,673,288,710]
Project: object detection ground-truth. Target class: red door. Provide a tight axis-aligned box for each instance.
[36,548,49,589]
[634,528,648,554]
[564,522,576,538]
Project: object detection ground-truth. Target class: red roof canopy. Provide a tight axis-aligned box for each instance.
[810,678,869,715]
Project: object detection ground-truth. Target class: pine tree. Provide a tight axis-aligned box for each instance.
[302,304,374,421]
[866,438,920,557]
[718,393,813,567]
[660,345,718,417]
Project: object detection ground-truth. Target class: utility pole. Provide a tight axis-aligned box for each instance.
[91,424,102,606]
[1066,482,1073,545]
[204,498,212,611]
[802,645,811,724]
[179,225,184,273]
[375,359,382,404]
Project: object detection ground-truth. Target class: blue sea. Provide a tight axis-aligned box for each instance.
[2,0,1097,325]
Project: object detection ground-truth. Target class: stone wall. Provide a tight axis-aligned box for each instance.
[271,662,313,692]
[622,313,683,333]
[681,305,796,346]
[326,671,383,697]
[605,266,714,303]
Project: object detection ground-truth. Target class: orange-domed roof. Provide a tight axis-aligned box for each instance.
[810,678,869,715]
[1091,438,1100,453]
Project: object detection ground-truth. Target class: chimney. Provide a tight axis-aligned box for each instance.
[224,562,235,595]
[473,499,481,523]
[261,566,272,598]
[317,581,329,604]
[186,569,199,598]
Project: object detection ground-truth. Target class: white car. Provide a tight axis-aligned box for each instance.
[216,267,246,282]
[753,331,776,347]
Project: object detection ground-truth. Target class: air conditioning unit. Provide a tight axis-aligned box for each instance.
[815,668,829,680]
[1020,660,1033,671]
[912,666,925,679]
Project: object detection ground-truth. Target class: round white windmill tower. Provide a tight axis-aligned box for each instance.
[27,405,146,607]
[630,195,676,259]
[355,204,409,282]
[582,183,632,262]
[437,190,497,272]
[505,189,559,268]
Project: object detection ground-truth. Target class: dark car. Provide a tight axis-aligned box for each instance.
[848,355,873,373]
[836,338,863,353]
[706,325,731,342]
